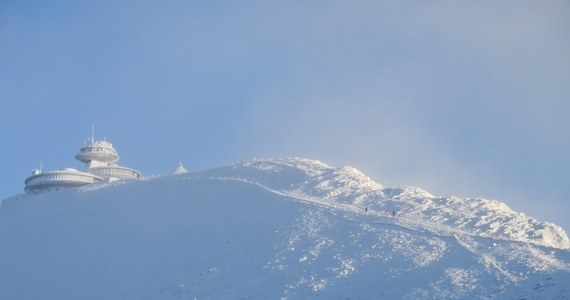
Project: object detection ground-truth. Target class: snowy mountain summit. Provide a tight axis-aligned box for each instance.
[1,158,569,299]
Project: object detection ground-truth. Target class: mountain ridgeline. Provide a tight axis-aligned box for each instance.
[1,158,569,299]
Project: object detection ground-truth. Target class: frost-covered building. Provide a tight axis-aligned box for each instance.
[25,136,141,193]
[75,138,141,180]
[171,162,188,175]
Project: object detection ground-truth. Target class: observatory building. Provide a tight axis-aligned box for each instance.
[75,137,141,180]
[25,136,142,194]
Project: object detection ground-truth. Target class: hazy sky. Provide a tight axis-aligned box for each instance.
[1,1,569,231]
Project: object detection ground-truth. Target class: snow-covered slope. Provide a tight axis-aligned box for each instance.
[1,158,569,299]
[201,158,570,249]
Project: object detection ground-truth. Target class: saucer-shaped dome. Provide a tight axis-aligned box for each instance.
[25,168,103,193]
[89,165,142,180]
[75,139,119,164]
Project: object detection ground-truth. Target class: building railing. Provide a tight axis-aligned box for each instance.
[89,166,141,179]
[25,173,101,186]
[78,147,118,155]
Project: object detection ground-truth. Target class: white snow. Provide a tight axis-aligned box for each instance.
[1,157,569,299]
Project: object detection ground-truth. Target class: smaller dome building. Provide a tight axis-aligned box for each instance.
[171,162,188,175]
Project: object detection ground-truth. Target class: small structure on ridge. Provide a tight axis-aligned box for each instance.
[171,162,188,175]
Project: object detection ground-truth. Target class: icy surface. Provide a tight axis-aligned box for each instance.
[1,157,569,299]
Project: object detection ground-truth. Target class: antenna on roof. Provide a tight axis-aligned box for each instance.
[91,123,95,141]
[40,161,43,172]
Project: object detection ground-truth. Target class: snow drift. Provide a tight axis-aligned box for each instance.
[1,158,569,299]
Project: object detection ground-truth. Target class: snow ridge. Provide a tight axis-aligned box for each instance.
[193,157,570,250]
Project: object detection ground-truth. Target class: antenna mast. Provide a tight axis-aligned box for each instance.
[91,123,95,141]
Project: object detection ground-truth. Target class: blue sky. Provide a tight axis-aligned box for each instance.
[1,1,569,231]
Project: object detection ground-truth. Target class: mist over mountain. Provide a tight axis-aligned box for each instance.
[1,158,568,299]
